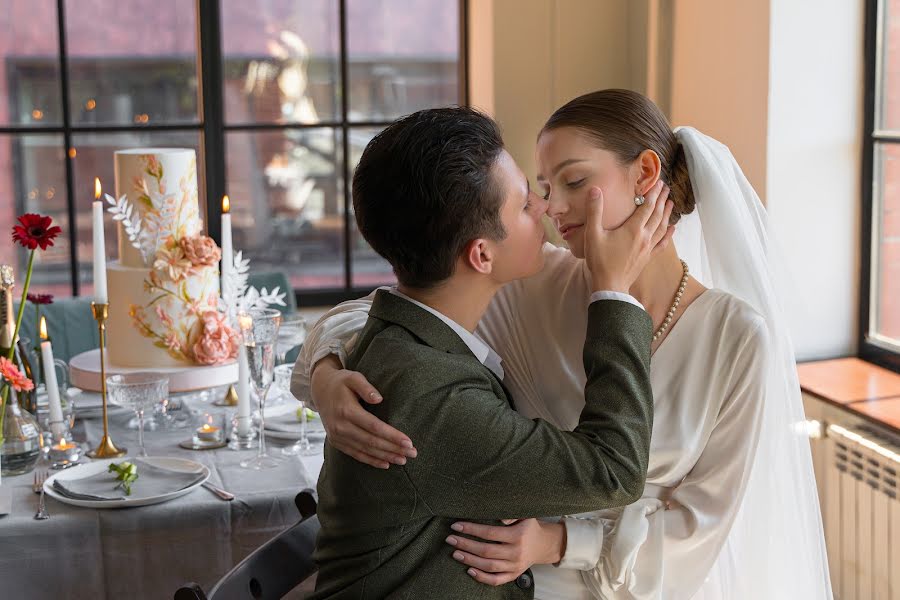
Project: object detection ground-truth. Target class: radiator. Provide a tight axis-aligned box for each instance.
[824,423,900,600]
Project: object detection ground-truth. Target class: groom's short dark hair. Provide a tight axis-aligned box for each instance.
[352,107,508,289]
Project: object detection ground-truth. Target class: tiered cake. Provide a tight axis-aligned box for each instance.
[106,148,236,368]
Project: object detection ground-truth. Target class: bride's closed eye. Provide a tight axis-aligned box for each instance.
[565,177,587,189]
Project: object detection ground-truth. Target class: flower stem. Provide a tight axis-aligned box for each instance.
[7,250,36,361]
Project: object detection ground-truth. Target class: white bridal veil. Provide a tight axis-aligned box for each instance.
[672,127,832,599]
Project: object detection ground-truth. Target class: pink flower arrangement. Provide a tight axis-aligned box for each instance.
[191,310,239,365]
[0,357,34,392]
[179,235,221,269]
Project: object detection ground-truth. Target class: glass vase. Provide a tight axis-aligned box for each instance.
[0,384,42,476]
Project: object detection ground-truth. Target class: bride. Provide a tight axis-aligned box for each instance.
[292,89,832,599]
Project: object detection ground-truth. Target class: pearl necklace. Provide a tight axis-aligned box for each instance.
[652,260,689,342]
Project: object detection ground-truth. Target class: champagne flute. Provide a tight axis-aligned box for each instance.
[277,364,321,456]
[238,308,282,470]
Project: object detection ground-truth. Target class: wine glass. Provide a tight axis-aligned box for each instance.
[106,373,169,458]
[238,308,282,470]
[276,364,322,457]
[276,313,307,366]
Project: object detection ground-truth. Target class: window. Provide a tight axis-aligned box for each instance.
[863,0,900,369]
[0,0,467,305]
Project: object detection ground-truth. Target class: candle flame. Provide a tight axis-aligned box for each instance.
[94,177,102,200]
[222,195,230,214]
[39,316,48,340]
[238,314,253,331]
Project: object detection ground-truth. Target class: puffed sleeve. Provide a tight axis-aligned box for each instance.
[290,290,378,409]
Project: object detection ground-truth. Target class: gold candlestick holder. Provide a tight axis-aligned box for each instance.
[213,384,239,407]
[87,302,126,459]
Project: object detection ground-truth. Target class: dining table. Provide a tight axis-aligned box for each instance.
[0,387,325,599]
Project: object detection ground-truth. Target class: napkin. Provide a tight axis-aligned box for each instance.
[52,459,205,501]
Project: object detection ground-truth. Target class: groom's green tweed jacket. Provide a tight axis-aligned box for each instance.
[310,290,654,600]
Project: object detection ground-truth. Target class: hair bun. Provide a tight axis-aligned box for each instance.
[668,142,695,224]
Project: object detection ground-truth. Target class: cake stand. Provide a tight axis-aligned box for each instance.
[69,348,239,393]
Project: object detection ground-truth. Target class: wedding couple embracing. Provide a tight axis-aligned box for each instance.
[291,90,832,599]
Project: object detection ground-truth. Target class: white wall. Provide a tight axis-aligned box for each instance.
[766,0,864,360]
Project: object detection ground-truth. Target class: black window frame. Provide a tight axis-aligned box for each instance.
[0,0,470,307]
[860,0,900,372]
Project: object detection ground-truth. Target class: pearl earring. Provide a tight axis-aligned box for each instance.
[634,195,645,206]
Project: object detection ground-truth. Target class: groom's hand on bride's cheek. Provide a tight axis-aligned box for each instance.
[445,519,566,586]
[584,181,674,293]
[311,357,417,469]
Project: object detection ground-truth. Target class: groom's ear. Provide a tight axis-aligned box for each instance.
[463,238,494,275]
[635,149,663,196]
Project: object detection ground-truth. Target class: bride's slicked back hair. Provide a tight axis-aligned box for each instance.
[542,89,695,224]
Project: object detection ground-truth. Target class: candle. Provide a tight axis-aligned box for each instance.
[40,317,65,437]
[92,178,108,303]
[196,422,221,442]
[52,438,77,452]
[220,195,233,306]
[237,345,251,435]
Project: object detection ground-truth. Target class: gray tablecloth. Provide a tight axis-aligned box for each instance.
[0,389,324,599]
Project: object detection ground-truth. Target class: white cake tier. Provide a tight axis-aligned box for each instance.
[70,348,238,393]
[114,148,202,268]
[107,261,224,368]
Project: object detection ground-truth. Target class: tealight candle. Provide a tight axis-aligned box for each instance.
[192,412,226,447]
[48,431,81,466]
[196,422,220,441]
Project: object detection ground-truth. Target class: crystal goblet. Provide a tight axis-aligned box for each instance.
[107,373,169,458]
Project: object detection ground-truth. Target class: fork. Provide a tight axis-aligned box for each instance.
[33,470,49,520]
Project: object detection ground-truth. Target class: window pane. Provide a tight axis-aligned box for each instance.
[348,127,395,287]
[0,0,63,126]
[70,130,202,295]
[221,0,340,125]
[64,0,199,126]
[872,143,900,342]
[347,0,460,122]
[0,134,70,296]
[226,128,345,290]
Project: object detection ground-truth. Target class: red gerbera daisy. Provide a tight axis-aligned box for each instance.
[26,293,54,305]
[12,213,62,250]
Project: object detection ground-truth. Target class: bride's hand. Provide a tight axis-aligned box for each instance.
[445,519,566,586]
[310,355,417,469]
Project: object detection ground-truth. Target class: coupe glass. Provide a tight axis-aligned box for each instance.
[106,373,169,458]
[238,308,282,469]
[276,313,307,365]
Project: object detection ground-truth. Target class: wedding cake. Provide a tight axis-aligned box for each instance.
[105,148,238,368]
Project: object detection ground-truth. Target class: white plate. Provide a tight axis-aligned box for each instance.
[75,405,130,419]
[43,456,210,509]
[264,426,325,441]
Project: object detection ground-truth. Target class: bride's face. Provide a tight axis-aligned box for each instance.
[536,126,640,259]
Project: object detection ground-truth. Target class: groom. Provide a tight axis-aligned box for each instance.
[310,107,670,599]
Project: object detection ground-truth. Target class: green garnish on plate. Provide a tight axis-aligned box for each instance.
[296,407,318,422]
[109,461,139,496]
